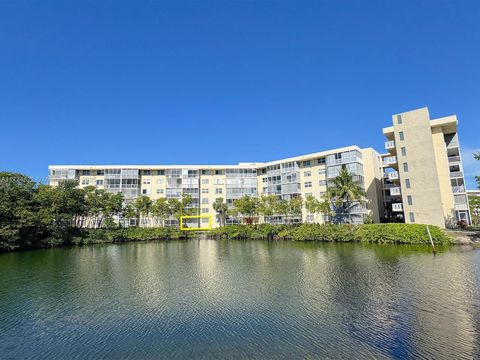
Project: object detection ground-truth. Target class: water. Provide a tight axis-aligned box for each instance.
[1,240,479,359]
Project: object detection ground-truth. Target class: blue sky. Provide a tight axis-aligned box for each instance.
[1,0,479,188]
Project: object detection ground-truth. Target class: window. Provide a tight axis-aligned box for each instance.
[262,178,267,183]
[202,208,209,214]
[262,187,267,193]
[319,180,327,186]
[318,168,326,176]
[407,195,413,205]
[96,179,104,186]
[215,170,222,175]
[397,114,402,124]
[202,188,209,194]
[202,218,210,224]
[318,158,326,164]
[303,161,311,167]
[215,188,223,194]
[401,147,406,156]
[158,170,165,175]
[304,181,312,188]
[399,131,405,141]
[156,179,164,185]
[143,170,151,175]
[202,179,209,184]
[306,215,314,222]
[304,171,311,177]
[409,212,415,223]
[403,163,409,172]
[81,179,89,185]
[202,198,209,204]
[202,170,209,175]
[156,189,164,194]
[143,179,151,185]
[97,170,104,176]
[305,193,312,198]
[405,179,411,189]
[82,170,90,176]
[142,189,150,195]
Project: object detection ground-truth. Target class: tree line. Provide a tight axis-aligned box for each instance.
[0,167,365,250]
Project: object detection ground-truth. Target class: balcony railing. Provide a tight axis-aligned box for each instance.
[452,185,466,193]
[392,203,403,212]
[447,140,459,148]
[385,140,395,150]
[454,203,469,211]
[390,187,401,196]
[383,156,397,166]
[450,171,464,178]
[448,156,461,163]
[385,172,399,180]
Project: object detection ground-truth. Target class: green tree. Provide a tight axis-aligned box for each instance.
[287,196,303,224]
[212,197,228,227]
[232,195,259,225]
[134,195,153,227]
[0,172,39,250]
[468,195,480,225]
[328,167,365,223]
[305,194,334,224]
[258,195,279,223]
[152,197,170,226]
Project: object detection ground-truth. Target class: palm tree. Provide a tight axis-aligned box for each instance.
[328,167,365,223]
[213,198,228,227]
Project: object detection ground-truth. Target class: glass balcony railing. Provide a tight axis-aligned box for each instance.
[385,140,395,150]
[392,203,403,212]
[384,172,399,180]
[450,171,464,178]
[382,156,397,166]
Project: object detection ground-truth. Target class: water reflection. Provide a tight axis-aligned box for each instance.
[0,241,479,359]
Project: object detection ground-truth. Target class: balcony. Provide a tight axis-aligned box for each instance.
[385,171,399,180]
[385,140,395,150]
[382,156,397,167]
[454,203,469,211]
[392,203,403,212]
[390,187,401,196]
[448,156,461,163]
[452,185,466,193]
[446,140,459,149]
[450,171,463,178]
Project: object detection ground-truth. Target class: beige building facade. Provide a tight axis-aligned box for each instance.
[49,146,383,228]
[49,107,471,229]
[382,107,470,228]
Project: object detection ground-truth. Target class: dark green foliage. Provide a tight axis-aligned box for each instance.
[209,223,451,245]
[74,227,186,245]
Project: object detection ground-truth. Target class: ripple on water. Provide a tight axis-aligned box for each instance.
[0,241,479,359]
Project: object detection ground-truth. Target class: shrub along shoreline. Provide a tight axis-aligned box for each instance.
[208,223,451,245]
[1,223,451,252]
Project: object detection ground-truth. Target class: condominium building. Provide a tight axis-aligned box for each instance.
[48,107,471,229]
[49,146,384,227]
[382,107,470,227]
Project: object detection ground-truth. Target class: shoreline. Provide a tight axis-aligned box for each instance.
[2,223,474,253]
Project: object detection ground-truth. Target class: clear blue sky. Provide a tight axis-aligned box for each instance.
[1,0,479,188]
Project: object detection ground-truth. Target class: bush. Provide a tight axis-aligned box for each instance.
[209,223,451,245]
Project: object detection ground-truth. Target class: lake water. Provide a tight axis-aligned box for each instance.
[1,240,479,359]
